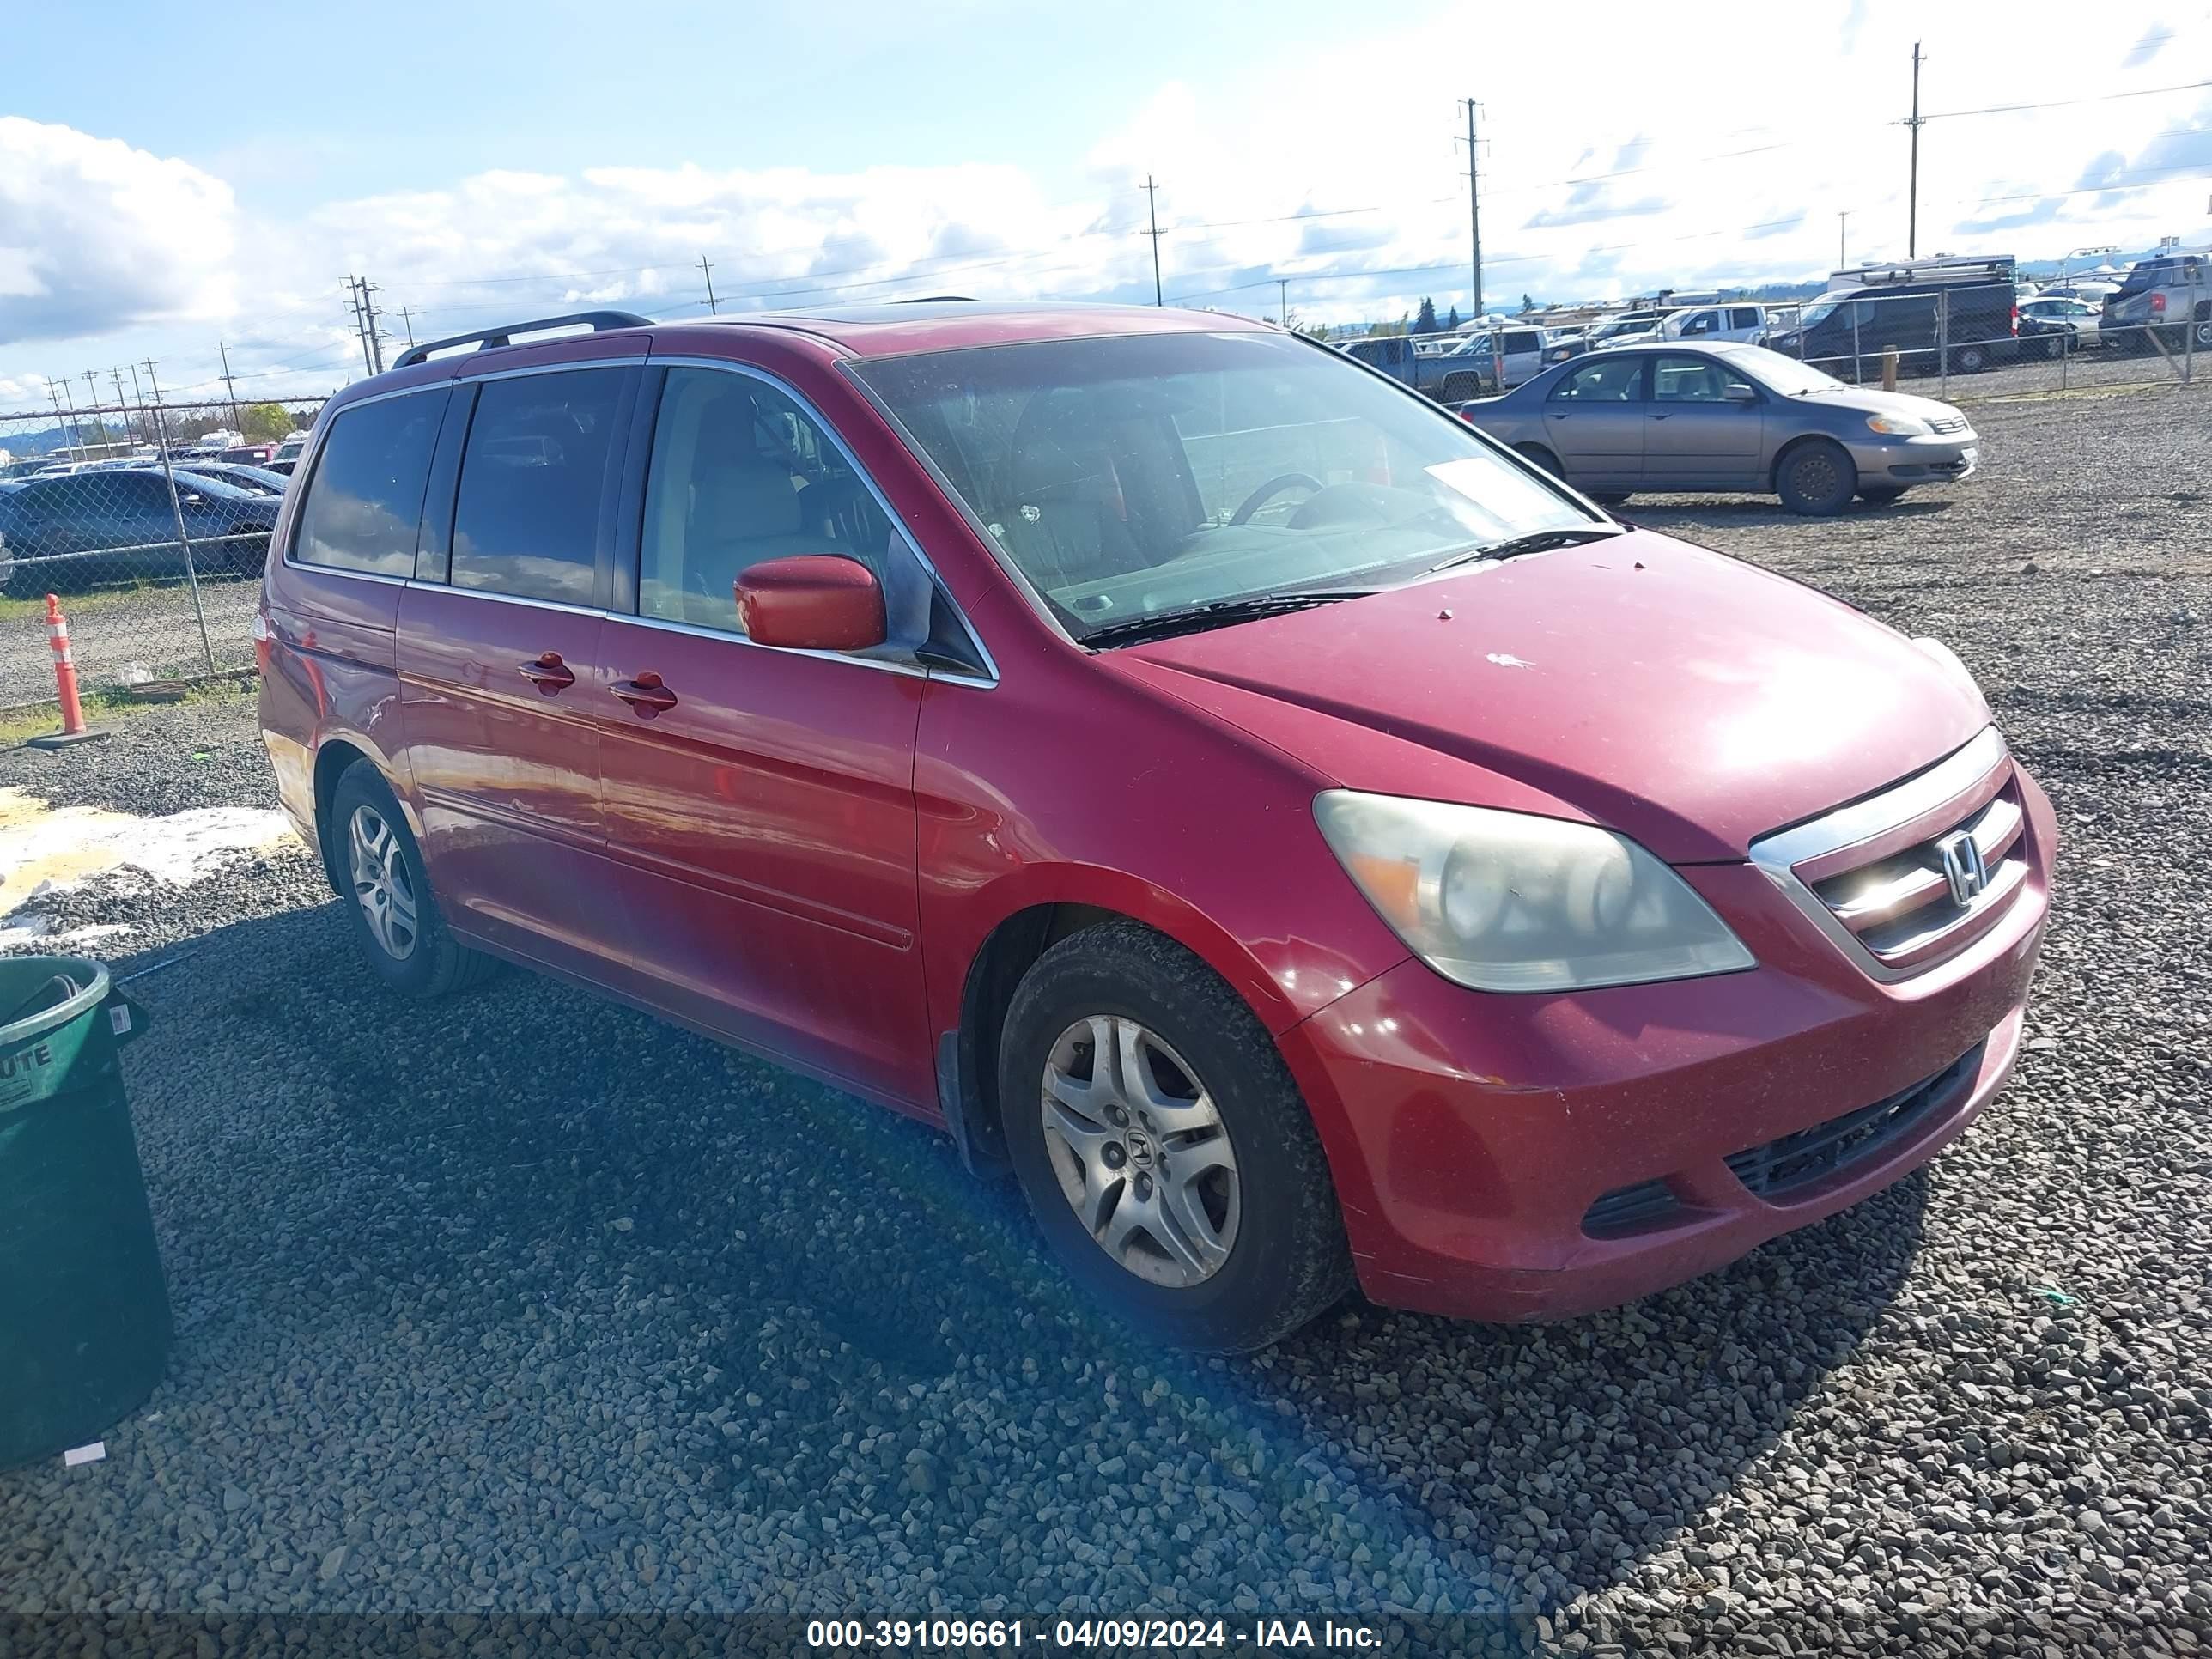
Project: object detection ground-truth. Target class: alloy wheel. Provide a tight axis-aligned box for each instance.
[347,803,419,962]
[1040,1015,1241,1289]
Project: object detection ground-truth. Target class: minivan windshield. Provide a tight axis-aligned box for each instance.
[853,330,1593,639]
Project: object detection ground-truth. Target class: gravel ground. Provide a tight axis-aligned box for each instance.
[2,384,2209,1655]
[0,576,258,711]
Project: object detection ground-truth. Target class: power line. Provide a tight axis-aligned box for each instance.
[1918,75,2212,121]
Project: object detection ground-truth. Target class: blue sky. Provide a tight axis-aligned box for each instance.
[3,0,2208,409]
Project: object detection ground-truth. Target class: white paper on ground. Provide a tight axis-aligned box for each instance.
[64,1442,106,1467]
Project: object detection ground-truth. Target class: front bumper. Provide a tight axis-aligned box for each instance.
[1279,766,2055,1322]
[1847,431,1979,486]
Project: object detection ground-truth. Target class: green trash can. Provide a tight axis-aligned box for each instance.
[0,956,168,1470]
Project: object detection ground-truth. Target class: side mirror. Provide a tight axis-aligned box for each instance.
[1722,383,1759,403]
[736,554,887,651]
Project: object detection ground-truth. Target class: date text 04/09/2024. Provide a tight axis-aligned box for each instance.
[805,1618,1385,1649]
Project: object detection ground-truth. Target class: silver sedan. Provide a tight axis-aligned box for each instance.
[1455,342,1979,514]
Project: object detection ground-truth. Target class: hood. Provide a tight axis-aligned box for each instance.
[1110,528,1990,863]
[1795,384,1966,424]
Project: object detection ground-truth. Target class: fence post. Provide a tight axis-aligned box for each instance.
[1852,305,1863,383]
[2187,303,2197,386]
[1938,290,1950,401]
[139,373,218,678]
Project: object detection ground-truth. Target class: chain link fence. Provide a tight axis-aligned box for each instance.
[1772,281,2207,403]
[0,398,324,712]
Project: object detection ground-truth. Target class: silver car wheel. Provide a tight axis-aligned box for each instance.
[1040,1015,1241,1289]
[347,803,419,962]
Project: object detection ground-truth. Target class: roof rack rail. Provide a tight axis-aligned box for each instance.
[897,295,975,303]
[392,310,653,369]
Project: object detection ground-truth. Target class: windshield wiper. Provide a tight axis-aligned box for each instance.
[1425,526,1624,574]
[1079,589,1373,648]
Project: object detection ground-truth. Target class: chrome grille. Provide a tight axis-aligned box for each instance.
[1927,413,1970,435]
[1808,784,2027,962]
[1751,729,2027,981]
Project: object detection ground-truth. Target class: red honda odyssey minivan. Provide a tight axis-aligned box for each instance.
[258,302,2054,1351]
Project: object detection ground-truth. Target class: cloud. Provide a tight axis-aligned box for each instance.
[1526,191,1672,230]
[0,118,238,345]
[2121,21,2170,68]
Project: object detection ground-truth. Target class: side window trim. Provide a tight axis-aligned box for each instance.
[609,364,667,619]
[415,383,473,584]
[631,354,995,683]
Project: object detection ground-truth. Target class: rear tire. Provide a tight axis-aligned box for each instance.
[1950,343,1989,374]
[1776,439,1857,516]
[998,921,1352,1352]
[325,761,497,1000]
[1514,443,1564,478]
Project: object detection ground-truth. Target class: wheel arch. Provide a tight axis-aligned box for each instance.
[1769,429,1850,493]
[936,866,1312,1178]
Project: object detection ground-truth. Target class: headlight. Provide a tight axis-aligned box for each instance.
[1866,413,1931,436]
[1314,792,1754,994]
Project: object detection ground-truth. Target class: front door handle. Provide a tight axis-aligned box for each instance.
[1650,411,1674,421]
[611,672,678,717]
[518,652,574,693]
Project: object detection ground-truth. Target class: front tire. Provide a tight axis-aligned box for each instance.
[326,762,496,999]
[1858,484,1908,505]
[1776,439,1858,516]
[999,921,1352,1352]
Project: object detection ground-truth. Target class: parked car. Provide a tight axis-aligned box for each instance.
[0,466,282,590]
[222,443,279,465]
[1765,256,2021,375]
[178,461,292,495]
[1443,324,1554,388]
[2017,296,2102,356]
[1585,310,1669,349]
[1339,332,1495,401]
[1661,303,1773,345]
[1459,341,1978,514]
[2038,281,2118,305]
[2100,251,2211,353]
[259,302,2052,1352]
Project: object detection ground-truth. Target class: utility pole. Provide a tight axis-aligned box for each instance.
[1144,175,1164,306]
[699,254,720,315]
[347,277,376,375]
[1462,98,1485,321]
[1906,41,1925,258]
[110,368,131,444]
[360,279,386,373]
[57,378,83,452]
[46,380,76,453]
[1277,278,1290,327]
[1838,210,1851,269]
[216,341,244,437]
[398,307,416,347]
[82,371,106,448]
